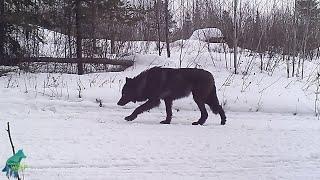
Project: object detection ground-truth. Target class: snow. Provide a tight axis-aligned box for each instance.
[189,28,224,42]
[1,92,320,179]
[1,28,320,179]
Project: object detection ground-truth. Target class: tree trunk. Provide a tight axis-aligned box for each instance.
[0,0,5,62]
[260,53,263,73]
[301,20,310,79]
[292,0,297,77]
[91,0,97,57]
[111,35,115,54]
[68,29,72,58]
[156,0,161,56]
[164,0,170,58]
[67,3,72,58]
[75,0,84,75]
[110,16,116,54]
[233,0,238,74]
[285,53,290,78]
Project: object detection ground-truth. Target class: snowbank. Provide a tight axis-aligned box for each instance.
[5,30,320,115]
[189,28,224,42]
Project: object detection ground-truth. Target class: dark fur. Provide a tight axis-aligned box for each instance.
[117,67,226,125]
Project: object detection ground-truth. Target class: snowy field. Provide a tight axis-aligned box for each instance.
[1,29,320,179]
[1,101,320,180]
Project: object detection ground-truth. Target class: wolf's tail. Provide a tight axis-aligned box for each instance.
[205,84,226,125]
[205,84,220,112]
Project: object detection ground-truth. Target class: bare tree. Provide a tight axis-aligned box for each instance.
[0,0,4,60]
[75,0,84,75]
[233,0,238,74]
[164,0,170,57]
[292,0,298,77]
[156,0,162,56]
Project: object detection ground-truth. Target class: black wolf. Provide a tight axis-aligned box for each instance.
[117,67,226,125]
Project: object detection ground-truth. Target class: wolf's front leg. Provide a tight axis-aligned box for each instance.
[125,114,137,121]
[160,98,173,124]
[125,99,161,121]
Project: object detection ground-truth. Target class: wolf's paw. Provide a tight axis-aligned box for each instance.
[192,121,200,125]
[125,115,137,121]
[160,120,171,124]
[192,121,205,125]
[221,120,226,125]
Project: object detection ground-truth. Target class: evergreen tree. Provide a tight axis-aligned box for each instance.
[0,0,54,64]
[0,0,35,61]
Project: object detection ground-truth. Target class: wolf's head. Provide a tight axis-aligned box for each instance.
[16,150,26,159]
[117,77,139,106]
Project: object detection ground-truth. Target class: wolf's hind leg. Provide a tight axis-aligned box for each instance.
[192,101,208,125]
[217,105,226,125]
[125,99,161,121]
[208,104,226,125]
[160,98,173,124]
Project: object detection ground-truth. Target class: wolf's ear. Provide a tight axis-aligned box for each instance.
[126,77,132,82]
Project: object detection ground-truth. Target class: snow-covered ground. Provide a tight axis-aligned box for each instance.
[1,101,320,180]
[1,28,320,179]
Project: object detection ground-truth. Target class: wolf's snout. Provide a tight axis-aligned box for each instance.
[117,100,125,106]
[117,97,128,106]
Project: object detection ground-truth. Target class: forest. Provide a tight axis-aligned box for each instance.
[1,0,320,76]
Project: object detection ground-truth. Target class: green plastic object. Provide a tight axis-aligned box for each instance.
[2,149,27,178]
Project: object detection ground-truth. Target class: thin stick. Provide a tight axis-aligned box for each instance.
[6,122,15,155]
[6,122,21,180]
